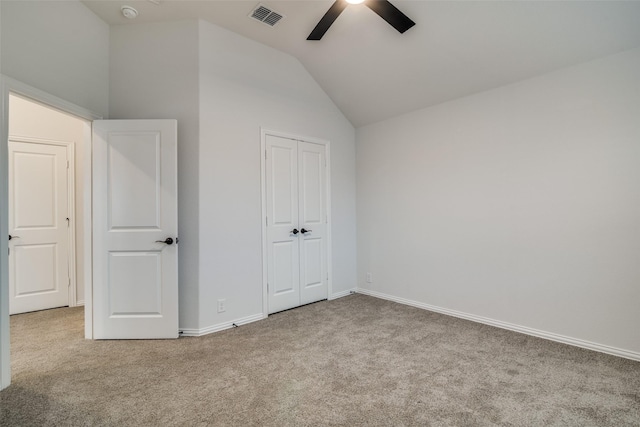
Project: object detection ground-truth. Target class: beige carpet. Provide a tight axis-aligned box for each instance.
[1,294,639,426]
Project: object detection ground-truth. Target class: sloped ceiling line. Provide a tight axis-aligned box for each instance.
[83,0,640,127]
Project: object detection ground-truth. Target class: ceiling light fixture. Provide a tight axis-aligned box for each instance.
[121,6,139,19]
[346,0,365,4]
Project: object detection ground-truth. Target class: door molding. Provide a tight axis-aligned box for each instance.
[260,128,333,316]
[8,136,78,310]
[0,76,101,390]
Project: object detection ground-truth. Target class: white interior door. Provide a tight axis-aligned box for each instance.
[92,120,178,339]
[265,134,328,314]
[266,136,301,313]
[298,141,328,305]
[8,140,70,314]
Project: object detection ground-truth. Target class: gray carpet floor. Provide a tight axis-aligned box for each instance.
[1,294,639,426]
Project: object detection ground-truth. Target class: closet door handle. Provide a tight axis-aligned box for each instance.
[300,228,312,234]
[8,235,20,241]
[291,229,299,235]
[155,237,174,245]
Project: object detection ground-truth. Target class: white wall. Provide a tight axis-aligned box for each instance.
[109,21,201,330]
[198,21,356,329]
[9,94,87,304]
[357,48,640,356]
[0,0,109,118]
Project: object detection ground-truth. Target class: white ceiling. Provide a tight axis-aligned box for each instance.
[83,0,640,127]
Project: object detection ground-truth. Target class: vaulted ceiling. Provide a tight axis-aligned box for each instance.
[83,1,640,127]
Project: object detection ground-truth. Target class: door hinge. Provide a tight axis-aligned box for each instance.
[266,216,268,226]
[66,217,70,227]
[265,150,267,160]
[68,278,71,287]
[267,283,269,293]
[67,160,70,169]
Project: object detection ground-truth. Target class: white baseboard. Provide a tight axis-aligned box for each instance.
[179,291,356,336]
[356,288,640,362]
[329,288,357,300]
[180,313,266,337]
[75,300,85,307]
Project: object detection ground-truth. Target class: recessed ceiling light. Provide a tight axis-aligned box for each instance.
[346,0,365,4]
[121,6,138,19]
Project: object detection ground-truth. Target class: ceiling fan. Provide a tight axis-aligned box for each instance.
[308,0,415,41]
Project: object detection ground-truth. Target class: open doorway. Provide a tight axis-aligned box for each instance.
[1,78,179,389]
[0,88,91,387]
[1,78,98,390]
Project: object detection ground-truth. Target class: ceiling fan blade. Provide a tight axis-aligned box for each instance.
[365,0,416,34]
[307,0,349,40]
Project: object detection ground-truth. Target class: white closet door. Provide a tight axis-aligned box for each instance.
[265,135,328,314]
[266,135,301,313]
[298,141,327,305]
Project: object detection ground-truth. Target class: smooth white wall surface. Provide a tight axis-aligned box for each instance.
[9,94,87,304]
[109,21,201,330]
[357,48,640,355]
[0,1,109,118]
[198,20,356,328]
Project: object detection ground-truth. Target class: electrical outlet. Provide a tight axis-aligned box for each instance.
[366,272,372,283]
[217,299,226,313]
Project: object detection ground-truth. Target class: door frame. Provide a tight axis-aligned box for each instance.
[8,136,78,310]
[260,128,333,316]
[0,75,101,390]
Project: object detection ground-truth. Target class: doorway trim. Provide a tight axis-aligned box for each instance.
[260,128,333,316]
[8,136,78,309]
[0,75,101,390]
